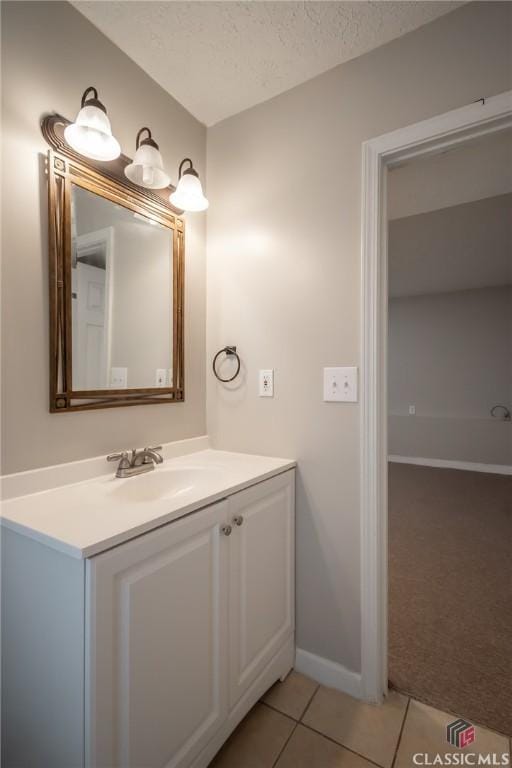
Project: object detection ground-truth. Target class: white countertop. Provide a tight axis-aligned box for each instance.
[0,450,295,559]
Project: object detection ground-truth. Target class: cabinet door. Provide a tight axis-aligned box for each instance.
[228,471,295,707]
[86,501,229,768]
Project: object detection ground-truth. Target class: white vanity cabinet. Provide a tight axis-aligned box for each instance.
[228,475,294,709]
[1,468,295,768]
[87,500,230,768]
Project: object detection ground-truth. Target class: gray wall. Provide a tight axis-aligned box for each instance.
[387,189,512,468]
[387,128,512,220]
[1,1,207,473]
[206,2,512,674]
[388,287,512,465]
[388,194,512,298]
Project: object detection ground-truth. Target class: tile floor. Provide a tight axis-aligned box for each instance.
[209,671,511,768]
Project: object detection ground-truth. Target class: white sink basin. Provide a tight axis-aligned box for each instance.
[1,449,295,558]
[108,466,226,503]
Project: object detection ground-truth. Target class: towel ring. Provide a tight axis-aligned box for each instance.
[213,346,241,383]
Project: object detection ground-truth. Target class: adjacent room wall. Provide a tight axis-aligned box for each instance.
[1,0,207,473]
[388,286,512,466]
[388,190,512,468]
[388,193,512,298]
[206,2,512,675]
[387,128,512,219]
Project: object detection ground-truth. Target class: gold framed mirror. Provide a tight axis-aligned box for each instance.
[42,115,184,412]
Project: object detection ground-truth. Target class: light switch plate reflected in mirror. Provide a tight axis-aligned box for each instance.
[110,367,128,388]
[155,369,168,387]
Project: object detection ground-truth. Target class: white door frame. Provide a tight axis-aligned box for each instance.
[360,89,512,703]
[73,226,114,388]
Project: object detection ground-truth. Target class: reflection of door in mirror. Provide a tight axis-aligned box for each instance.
[71,185,173,392]
[72,228,113,389]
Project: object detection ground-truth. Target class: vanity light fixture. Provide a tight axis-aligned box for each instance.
[124,127,171,189]
[64,86,121,162]
[170,158,209,212]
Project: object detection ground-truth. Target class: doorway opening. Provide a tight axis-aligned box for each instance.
[360,91,512,720]
[386,128,512,734]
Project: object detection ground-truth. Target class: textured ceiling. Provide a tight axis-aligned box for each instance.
[72,1,463,126]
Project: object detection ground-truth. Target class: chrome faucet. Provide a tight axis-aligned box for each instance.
[107,446,164,478]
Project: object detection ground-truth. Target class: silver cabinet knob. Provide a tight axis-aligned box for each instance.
[221,525,232,537]
[232,516,244,527]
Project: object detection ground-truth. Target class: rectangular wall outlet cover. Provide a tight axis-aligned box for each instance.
[259,369,274,397]
[323,367,358,402]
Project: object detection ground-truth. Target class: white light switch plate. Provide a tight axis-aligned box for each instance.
[323,367,358,402]
[155,369,168,387]
[110,367,128,388]
[259,369,274,397]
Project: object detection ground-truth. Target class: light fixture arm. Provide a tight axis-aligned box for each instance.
[136,126,159,150]
[80,86,106,114]
[178,157,198,178]
[81,86,97,106]
[170,156,208,210]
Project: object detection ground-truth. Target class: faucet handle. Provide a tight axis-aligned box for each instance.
[144,445,163,453]
[107,451,130,467]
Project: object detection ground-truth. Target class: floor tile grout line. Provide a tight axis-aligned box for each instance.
[299,683,320,722]
[261,700,300,723]
[258,686,510,768]
[391,696,411,768]
[272,721,298,768]
[298,721,387,768]
[391,684,512,741]
[261,682,320,724]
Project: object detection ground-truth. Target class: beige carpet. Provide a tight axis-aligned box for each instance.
[388,462,512,736]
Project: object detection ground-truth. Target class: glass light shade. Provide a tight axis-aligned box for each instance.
[124,143,170,189]
[64,104,121,161]
[170,172,209,212]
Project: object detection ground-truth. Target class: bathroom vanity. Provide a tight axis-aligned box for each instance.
[1,448,295,768]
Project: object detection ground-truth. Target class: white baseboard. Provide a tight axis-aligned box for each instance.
[388,454,512,476]
[295,648,362,699]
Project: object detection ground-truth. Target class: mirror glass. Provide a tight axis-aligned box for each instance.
[71,185,173,391]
